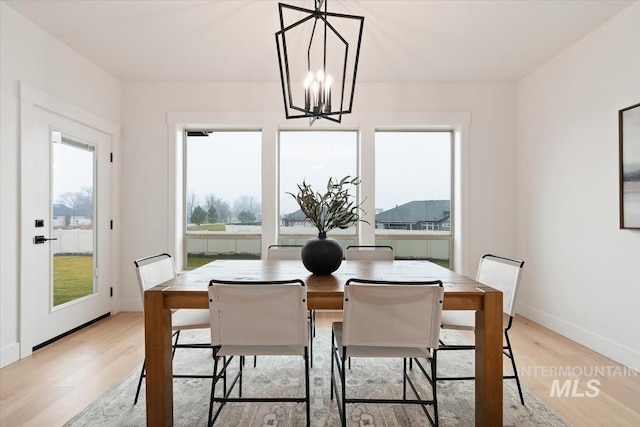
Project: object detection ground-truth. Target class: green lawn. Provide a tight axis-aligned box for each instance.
[186,253,260,269]
[187,256,215,269]
[53,255,94,306]
[187,224,226,232]
[428,258,450,269]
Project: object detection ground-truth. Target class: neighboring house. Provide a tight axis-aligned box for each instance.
[375,200,450,231]
[52,203,93,228]
[282,200,451,232]
[281,209,314,228]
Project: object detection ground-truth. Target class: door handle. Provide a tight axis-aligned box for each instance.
[33,235,58,244]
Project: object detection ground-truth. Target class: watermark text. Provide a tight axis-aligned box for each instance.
[518,365,638,398]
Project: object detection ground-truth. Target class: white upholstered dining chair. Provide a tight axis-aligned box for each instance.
[266,244,302,259]
[207,278,310,426]
[133,253,212,404]
[344,245,394,260]
[435,253,526,405]
[266,244,318,366]
[331,278,444,426]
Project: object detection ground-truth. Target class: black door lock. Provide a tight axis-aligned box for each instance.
[33,235,58,244]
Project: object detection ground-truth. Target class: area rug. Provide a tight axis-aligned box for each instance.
[65,329,568,426]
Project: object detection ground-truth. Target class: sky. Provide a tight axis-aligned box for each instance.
[186,132,262,208]
[52,134,94,201]
[186,130,451,216]
[53,129,451,216]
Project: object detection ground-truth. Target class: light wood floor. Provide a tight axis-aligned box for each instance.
[1,311,639,426]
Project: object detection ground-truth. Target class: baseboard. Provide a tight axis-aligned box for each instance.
[1,342,20,368]
[518,303,640,371]
[118,298,142,312]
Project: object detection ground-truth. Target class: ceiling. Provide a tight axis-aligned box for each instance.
[3,0,635,83]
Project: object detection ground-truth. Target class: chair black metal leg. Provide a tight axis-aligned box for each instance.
[208,355,219,427]
[436,330,525,407]
[136,330,214,406]
[208,350,309,426]
[310,323,314,369]
[308,310,314,368]
[172,330,180,358]
[133,360,145,405]
[505,329,525,405]
[305,348,311,427]
[431,353,439,424]
[239,356,243,397]
[222,356,227,394]
[403,358,408,399]
[330,329,335,401]
[341,351,347,427]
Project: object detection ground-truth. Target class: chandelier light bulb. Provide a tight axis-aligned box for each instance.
[325,75,332,90]
[324,75,332,112]
[312,81,319,111]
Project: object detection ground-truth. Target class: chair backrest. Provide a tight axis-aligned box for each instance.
[266,244,302,260]
[133,253,176,297]
[345,245,394,261]
[208,279,308,347]
[342,278,444,349]
[476,254,525,317]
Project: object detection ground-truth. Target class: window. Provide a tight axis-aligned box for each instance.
[184,131,261,268]
[279,131,357,247]
[178,126,458,268]
[375,131,452,266]
[52,133,96,305]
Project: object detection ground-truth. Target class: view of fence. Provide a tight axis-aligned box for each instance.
[51,229,93,254]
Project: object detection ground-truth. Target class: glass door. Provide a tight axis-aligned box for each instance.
[52,131,97,307]
[20,104,111,356]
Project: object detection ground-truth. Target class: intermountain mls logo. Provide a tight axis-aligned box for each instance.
[519,365,638,398]
[550,378,600,398]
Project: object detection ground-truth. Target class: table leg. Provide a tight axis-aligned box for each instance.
[144,287,173,426]
[475,290,503,426]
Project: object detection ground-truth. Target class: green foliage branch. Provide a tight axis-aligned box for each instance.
[288,176,368,236]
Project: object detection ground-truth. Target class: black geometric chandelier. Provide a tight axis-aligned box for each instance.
[275,1,364,125]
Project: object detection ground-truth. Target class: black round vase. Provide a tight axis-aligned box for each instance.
[301,233,343,275]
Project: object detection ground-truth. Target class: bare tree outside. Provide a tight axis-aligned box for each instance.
[186,192,198,224]
[205,194,231,223]
[185,131,262,266]
[56,186,94,227]
[233,195,261,221]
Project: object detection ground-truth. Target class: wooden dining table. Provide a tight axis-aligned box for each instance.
[144,259,503,426]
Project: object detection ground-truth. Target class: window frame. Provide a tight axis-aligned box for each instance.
[168,111,470,274]
[182,129,263,268]
[373,129,455,265]
[277,129,360,246]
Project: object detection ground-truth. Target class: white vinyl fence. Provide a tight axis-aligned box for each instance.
[51,229,93,254]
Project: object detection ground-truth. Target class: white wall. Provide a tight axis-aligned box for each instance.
[120,81,518,310]
[516,2,640,369]
[0,2,121,367]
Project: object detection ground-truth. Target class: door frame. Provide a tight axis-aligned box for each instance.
[19,83,121,358]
